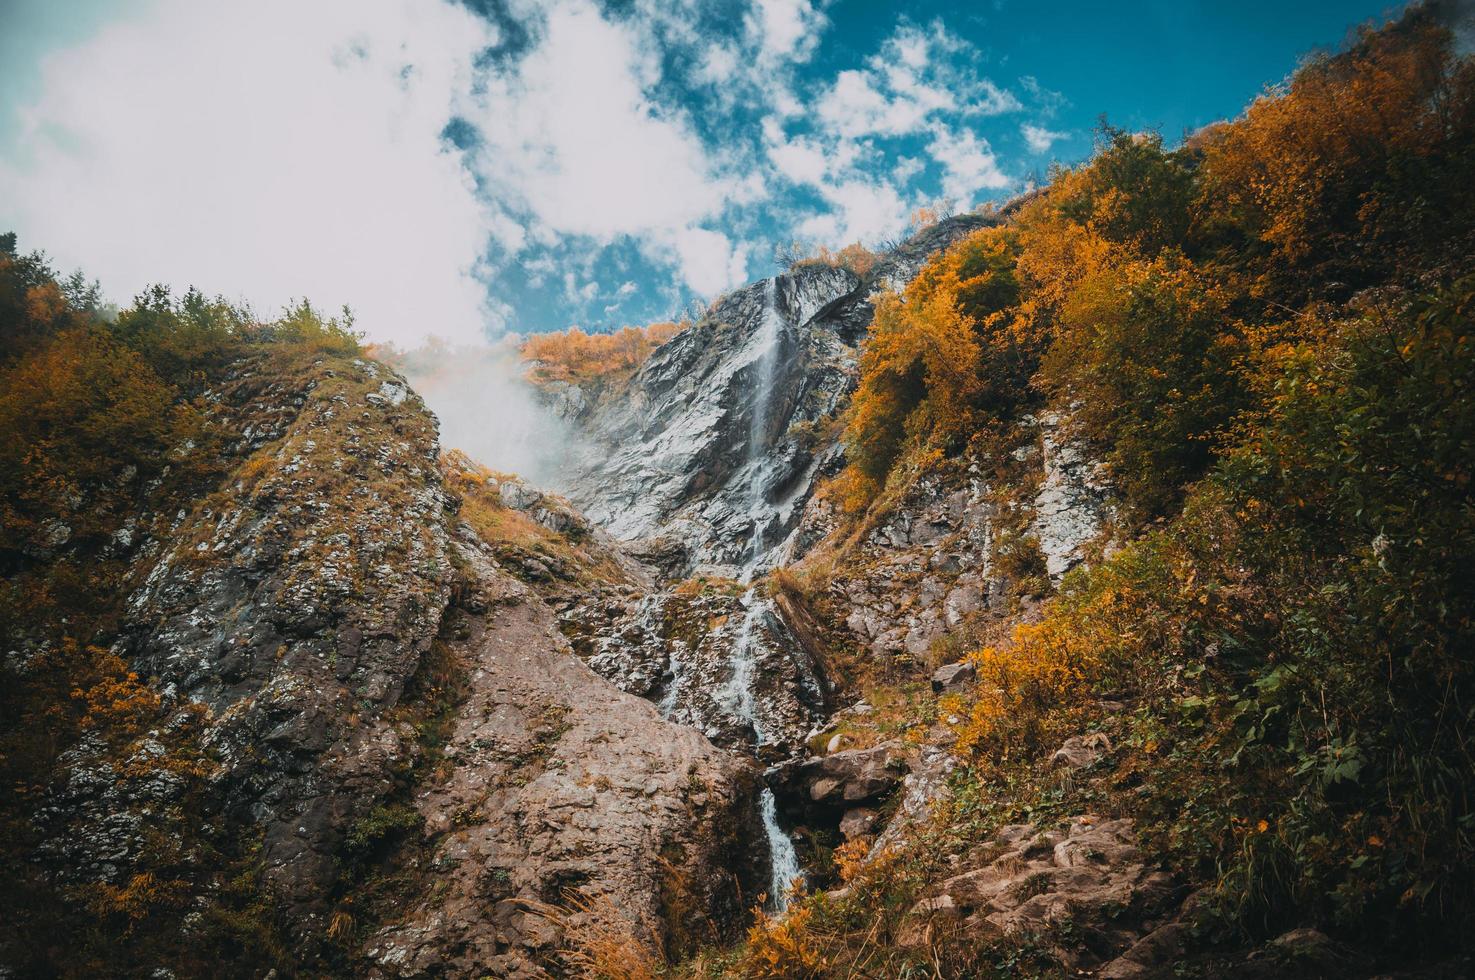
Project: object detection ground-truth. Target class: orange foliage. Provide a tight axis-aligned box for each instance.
[520,320,687,385]
[740,903,829,979]
[70,646,163,741]
[790,242,877,277]
[838,226,1037,512]
[1196,11,1475,291]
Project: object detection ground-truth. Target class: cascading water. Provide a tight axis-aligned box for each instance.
[760,786,803,908]
[723,587,805,911]
[741,278,785,578]
[731,284,807,910]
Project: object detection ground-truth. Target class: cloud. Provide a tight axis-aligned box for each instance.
[1,0,1040,343]
[390,338,585,487]
[464,0,752,297]
[927,125,1009,206]
[1021,122,1067,153]
[0,0,497,347]
[746,0,828,63]
[816,21,1019,141]
[797,178,909,246]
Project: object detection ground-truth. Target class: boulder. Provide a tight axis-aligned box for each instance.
[899,815,1179,973]
[769,743,911,825]
[838,807,880,839]
[1050,732,1113,771]
[931,661,978,695]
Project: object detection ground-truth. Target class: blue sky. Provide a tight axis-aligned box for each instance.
[0,0,1403,346]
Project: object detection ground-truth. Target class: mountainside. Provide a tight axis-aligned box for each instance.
[4,4,1475,978]
[550,213,997,581]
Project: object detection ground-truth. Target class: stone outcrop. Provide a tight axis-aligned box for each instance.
[901,816,1179,971]
[24,351,765,976]
[367,532,760,978]
[768,742,912,833]
[554,214,999,580]
[799,409,1112,667]
[64,354,459,927]
[554,584,827,756]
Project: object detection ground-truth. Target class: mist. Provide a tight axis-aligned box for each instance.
[380,337,585,492]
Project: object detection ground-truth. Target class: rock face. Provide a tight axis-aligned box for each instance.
[903,817,1179,970]
[368,533,760,978]
[556,584,827,756]
[25,351,763,976]
[555,214,998,580]
[109,354,458,925]
[1030,410,1113,580]
[800,410,1112,667]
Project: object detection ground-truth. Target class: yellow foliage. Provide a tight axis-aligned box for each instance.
[530,892,662,980]
[520,320,687,385]
[789,241,877,277]
[741,903,829,979]
[838,225,1035,510]
[953,619,1097,758]
[1196,11,1474,290]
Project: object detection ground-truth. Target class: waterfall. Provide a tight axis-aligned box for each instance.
[742,278,784,578]
[724,586,805,911]
[721,591,766,740]
[761,786,803,911]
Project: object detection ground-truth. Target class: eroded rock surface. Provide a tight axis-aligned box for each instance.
[555,584,827,755]
[555,214,998,580]
[903,816,1179,970]
[368,534,760,978]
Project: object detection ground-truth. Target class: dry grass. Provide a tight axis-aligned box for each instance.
[528,891,664,980]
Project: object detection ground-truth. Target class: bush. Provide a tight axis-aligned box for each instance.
[521,320,687,385]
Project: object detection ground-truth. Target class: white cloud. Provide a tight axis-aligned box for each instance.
[669,227,750,297]
[767,134,832,186]
[745,0,828,63]
[816,21,1019,141]
[927,125,1009,206]
[465,0,750,296]
[0,0,498,346]
[892,155,925,184]
[798,179,909,246]
[1021,122,1067,153]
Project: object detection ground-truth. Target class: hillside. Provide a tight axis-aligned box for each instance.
[2,3,1474,979]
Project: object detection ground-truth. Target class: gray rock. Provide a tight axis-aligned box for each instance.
[556,214,999,581]
[931,661,978,695]
[1051,732,1113,771]
[839,807,880,839]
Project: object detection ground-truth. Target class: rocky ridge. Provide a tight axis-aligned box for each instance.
[550,213,999,581]
[19,348,763,975]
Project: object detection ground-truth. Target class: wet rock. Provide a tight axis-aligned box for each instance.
[557,585,826,754]
[770,742,909,813]
[931,661,977,695]
[556,215,999,580]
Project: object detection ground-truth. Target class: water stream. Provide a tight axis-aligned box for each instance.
[727,587,804,910]
[735,280,806,910]
[741,278,785,579]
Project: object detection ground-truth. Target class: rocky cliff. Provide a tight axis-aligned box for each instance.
[550,213,999,581]
[9,345,763,977]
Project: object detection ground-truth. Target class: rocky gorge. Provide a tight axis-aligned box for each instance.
[4,209,1138,977]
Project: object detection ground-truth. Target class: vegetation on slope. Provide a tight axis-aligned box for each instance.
[0,239,375,976]
[747,4,1474,976]
[521,319,689,386]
